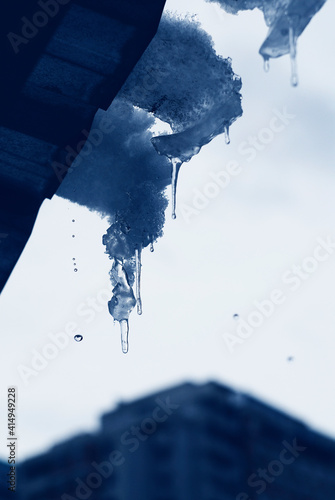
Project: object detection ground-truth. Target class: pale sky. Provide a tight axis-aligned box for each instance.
[1,0,335,461]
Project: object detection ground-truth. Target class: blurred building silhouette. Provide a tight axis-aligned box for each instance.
[2,382,332,499]
[0,461,13,499]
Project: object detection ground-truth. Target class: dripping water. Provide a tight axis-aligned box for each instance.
[74,334,83,342]
[150,242,154,253]
[289,25,298,87]
[119,319,129,354]
[224,125,230,145]
[135,246,142,315]
[171,158,182,220]
[263,57,270,73]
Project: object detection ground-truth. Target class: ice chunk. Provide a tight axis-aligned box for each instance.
[108,259,136,353]
[207,0,327,85]
[260,1,327,59]
[151,106,235,169]
[152,102,238,217]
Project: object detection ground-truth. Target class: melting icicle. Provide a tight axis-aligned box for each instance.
[263,57,270,73]
[224,125,230,145]
[289,25,298,87]
[135,247,142,315]
[119,319,129,354]
[150,242,154,253]
[107,259,136,354]
[171,158,182,220]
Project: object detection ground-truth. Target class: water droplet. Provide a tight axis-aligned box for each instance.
[291,73,298,87]
[224,125,230,145]
[233,314,239,320]
[287,356,294,362]
[263,57,270,73]
[289,25,298,87]
[72,219,75,223]
[72,258,75,261]
[72,235,75,238]
[74,268,78,272]
[74,335,83,342]
[171,158,182,220]
[135,247,142,315]
[150,242,154,253]
[119,319,129,354]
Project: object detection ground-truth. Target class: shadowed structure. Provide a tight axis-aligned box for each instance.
[7,382,335,499]
[0,0,166,293]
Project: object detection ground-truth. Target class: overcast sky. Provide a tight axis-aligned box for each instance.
[1,0,335,461]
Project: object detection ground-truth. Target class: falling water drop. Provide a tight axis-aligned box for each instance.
[171,158,182,220]
[72,258,75,261]
[74,334,83,342]
[150,242,154,253]
[224,125,230,145]
[74,268,78,272]
[135,247,142,315]
[263,57,270,73]
[289,25,298,87]
[233,314,239,320]
[119,319,129,354]
[72,219,75,223]
[72,235,75,238]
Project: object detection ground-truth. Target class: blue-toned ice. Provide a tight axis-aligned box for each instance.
[206,0,327,85]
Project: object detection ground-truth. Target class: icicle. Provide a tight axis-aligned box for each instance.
[289,25,298,87]
[150,242,154,253]
[263,56,270,73]
[171,158,182,220]
[119,319,129,354]
[224,125,230,145]
[135,246,142,315]
[108,259,136,353]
